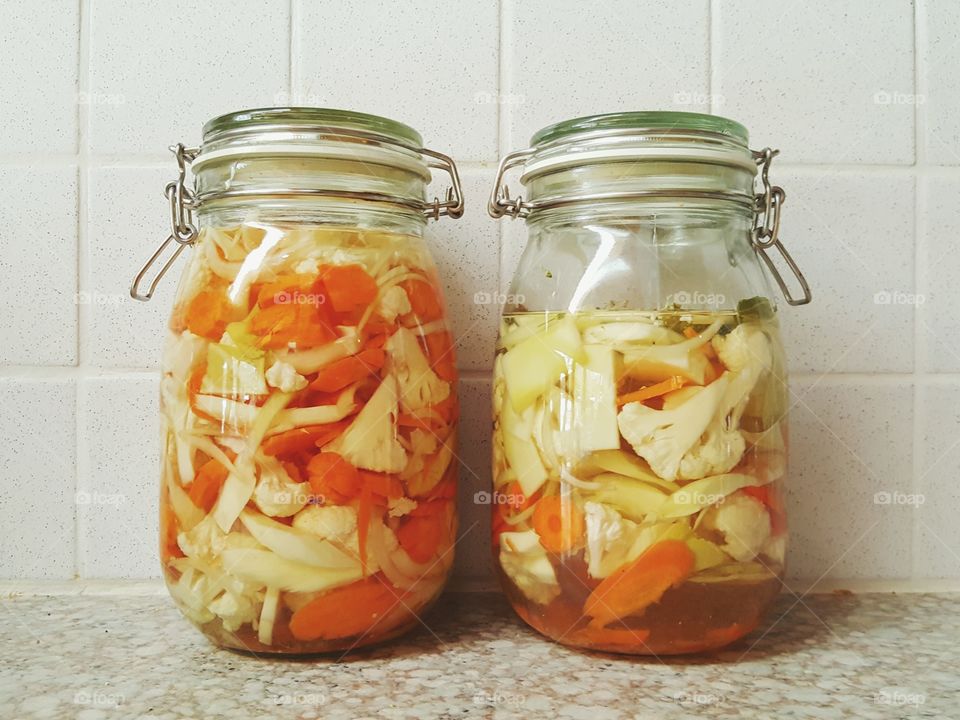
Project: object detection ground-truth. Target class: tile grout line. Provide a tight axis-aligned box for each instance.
[911,0,928,582]
[74,0,93,581]
[288,0,299,99]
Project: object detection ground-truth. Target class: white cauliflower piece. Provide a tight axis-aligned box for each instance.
[584,501,641,579]
[700,494,771,562]
[326,374,408,473]
[265,360,308,392]
[252,463,310,517]
[583,502,673,578]
[207,589,260,632]
[177,514,228,563]
[295,257,320,275]
[377,285,412,323]
[292,504,358,540]
[499,529,560,605]
[617,376,728,481]
[388,496,418,518]
[385,327,450,412]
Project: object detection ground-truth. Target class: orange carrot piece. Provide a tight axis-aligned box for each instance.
[532,495,586,554]
[288,576,400,641]
[159,492,183,561]
[401,279,443,322]
[358,470,404,500]
[397,513,446,563]
[184,288,237,340]
[584,540,695,628]
[309,347,385,392]
[321,264,378,312]
[617,376,686,407]
[397,413,434,430]
[262,425,339,457]
[249,302,336,349]
[311,419,353,450]
[307,452,361,502]
[424,331,456,381]
[188,458,229,512]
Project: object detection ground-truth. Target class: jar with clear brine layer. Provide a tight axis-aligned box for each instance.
[133,108,464,654]
[487,112,811,654]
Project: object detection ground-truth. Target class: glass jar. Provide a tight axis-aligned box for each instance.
[132,108,463,654]
[486,111,811,655]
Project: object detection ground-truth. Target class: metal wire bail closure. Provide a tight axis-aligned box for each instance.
[129,144,199,302]
[751,148,812,306]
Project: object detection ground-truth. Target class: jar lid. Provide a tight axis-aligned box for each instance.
[530,110,749,146]
[192,107,431,180]
[490,110,760,219]
[521,111,757,183]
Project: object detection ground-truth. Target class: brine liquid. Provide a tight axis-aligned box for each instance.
[492,308,788,654]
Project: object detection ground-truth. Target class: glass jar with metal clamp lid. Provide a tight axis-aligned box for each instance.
[131,107,463,654]
[486,111,811,655]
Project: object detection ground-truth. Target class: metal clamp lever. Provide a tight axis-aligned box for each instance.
[488,149,534,218]
[130,144,198,302]
[420,147,465,220]
[751,148,812,306]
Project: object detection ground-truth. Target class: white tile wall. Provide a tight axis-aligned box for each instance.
[1,0,957,590]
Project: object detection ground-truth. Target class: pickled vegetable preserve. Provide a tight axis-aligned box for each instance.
[133,108,464,653]
[487,111,810,654]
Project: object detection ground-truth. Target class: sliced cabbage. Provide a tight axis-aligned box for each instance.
[219,548,364,592]
[258,586,280,645]
[586,473,668,522]
[499,529,560,604]
[657,473,764,518]
[501,314,585,413]
[239,509,360,569]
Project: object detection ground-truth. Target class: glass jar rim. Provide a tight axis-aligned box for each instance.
[202,107,424,148]
[530,111,749,147]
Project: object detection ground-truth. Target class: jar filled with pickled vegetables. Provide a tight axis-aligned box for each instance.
[132,108,463,654]
[487,111,811,654]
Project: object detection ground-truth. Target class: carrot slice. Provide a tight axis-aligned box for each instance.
[321,264,378,313]
[288,575,400,641]
[424,331,456,381]
[159,492,183,561]
[309,347,385,392]
[397,513,446,563]
[311,419,353,450]
[307,452,361,503]
[401,279,443,322]
[249,302,336,349]
[184,288,237,340]
[617,376,686,407]
[188,457,230,512]
[262,425,340,457]
[532,495,585,554]
[584,540,695,628]
[358,470,404,500]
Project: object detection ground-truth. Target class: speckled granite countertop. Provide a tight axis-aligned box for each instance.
[0,589,956,719]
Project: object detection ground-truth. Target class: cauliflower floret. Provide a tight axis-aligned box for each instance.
[377,285,412,323]
[618,376,728,481]
[326,374,408,473]
[292,504,358,540]
[252,462,310,517]
[208,589,260,632]
[265,360,308,392]
[295,257,320,275]
[388,496,418,518]
[712,324,772,375]
[385,327,450,412]
[583,502,675,578]
[178,514,228,563]
[499,529,560,605]
[700,494,771,561]
[619,326,774,482]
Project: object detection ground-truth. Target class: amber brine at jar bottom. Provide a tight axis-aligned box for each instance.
[499,562,781,655]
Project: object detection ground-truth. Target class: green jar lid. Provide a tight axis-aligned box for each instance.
[530,111,749,147]
[202,107,423,148]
